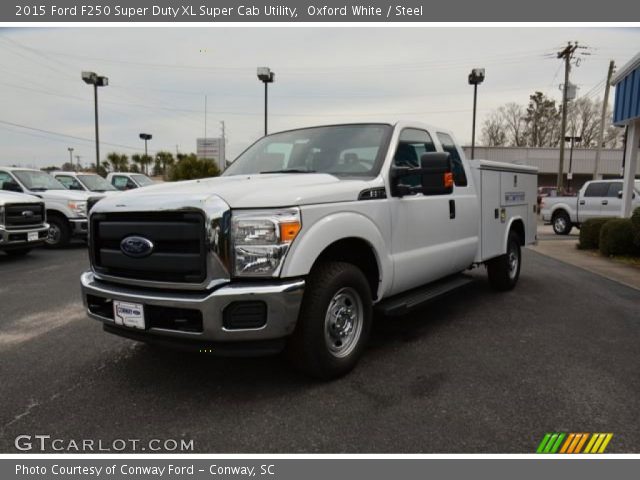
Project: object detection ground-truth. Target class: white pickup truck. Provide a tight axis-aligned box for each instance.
[541,179,640,235]
[0,167,94,248]
[81,122,537,378]
[0,191,49,256]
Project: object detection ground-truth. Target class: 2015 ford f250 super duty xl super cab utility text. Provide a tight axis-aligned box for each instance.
[81,122,538,378]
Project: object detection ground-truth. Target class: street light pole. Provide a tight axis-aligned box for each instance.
[468,68,485,160]
[82,71,108,172]
[68,147,74,168]
[139,133,152,174]
[257,67,275,136]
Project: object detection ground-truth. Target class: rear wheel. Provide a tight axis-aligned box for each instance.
[286,261,372,379]
[45,215,71,248]
[487,231,521,291]
[552,211,572,235]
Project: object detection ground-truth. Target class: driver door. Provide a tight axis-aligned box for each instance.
[388,128,475,295]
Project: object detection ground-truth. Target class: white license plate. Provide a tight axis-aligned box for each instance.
[113,301,145,330]
[28,231,39,242]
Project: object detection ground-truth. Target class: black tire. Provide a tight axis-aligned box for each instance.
[286,261,373,380]
[552,210,573,235]
[45,215,71,248]
[5,248,31,256]
[487,231,522,291]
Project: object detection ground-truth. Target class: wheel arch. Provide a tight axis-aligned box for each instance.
[281,212,391,300]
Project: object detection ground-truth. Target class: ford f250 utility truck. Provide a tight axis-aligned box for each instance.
[541,179,640,235]
[81,122,537,378]
[0,167,95,248]
[0,190,49,256]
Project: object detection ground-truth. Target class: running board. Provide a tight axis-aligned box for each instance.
[376,274,475,317]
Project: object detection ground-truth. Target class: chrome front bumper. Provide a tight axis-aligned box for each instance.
[80,271,305,347]
[0,224,49,248]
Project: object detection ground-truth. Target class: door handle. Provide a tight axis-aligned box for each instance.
[579,200,585,205]
[601,200,608,205]
[449,199,456,219]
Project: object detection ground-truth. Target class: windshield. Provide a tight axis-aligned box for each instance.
[13,170,66,191]
[78,174,117,191]
[131,174,154,187]
[223,124,392,177]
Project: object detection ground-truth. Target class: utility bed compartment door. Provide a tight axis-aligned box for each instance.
[479,168,537,261]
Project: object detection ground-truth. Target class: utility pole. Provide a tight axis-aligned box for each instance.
[204,95,207,139]
[556,42,579,193]
[220,120,226,172]
[593,60,615,180]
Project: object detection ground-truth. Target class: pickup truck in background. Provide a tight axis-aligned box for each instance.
[0,190,49,256]
[52,171,120,195]
[541,179,640,235]
[106,172,156,191]
[0,167,95,248]
[81,121,537,378]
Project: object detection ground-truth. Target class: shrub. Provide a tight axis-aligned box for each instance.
[631,207,640,248]
[578,218,614,250]
[168,154,220,181]
[599,218,638,256]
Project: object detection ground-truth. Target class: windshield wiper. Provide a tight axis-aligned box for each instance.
[260,169,316,174]
[29,187,48,191]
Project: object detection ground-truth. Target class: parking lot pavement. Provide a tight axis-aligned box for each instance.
[1,246,639,453]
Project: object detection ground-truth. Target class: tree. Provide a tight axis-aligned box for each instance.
[481,111,507,146]
[154,151,175,179]
[524,92,561,147]
[60,162,75,171]
[567,97,600,147]
[500,103,528,146]
[168,154,220,181]
[131,154,143,173]
[106,152,129,172]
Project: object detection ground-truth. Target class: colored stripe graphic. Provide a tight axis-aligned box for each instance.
[538,433,613,454]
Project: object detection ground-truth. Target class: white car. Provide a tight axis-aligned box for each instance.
[106,172,155,191]
[52,171,120,196]
[0,190,49,256]
[0,167,95,248]
[81,121,537,378]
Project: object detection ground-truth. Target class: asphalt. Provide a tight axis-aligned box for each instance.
[0,241,639,453]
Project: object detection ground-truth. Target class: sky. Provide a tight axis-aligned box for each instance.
[1,26,639,169]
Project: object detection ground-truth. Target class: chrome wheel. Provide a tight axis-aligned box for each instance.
[554,216,566,233]
[324,287,364,358]
[46,224,61,245]
[508,242,520,280]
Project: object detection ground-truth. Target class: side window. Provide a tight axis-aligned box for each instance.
[393,128,436,168]
[437,132,468,186]
[57,176,76,189]
[584,182,609,197]
[112,176,129,190]
[393,129,436,187]
[0,171,16,190]
[606,182,623,198]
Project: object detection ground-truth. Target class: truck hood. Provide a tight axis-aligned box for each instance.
[31,190,94,202]
[0,190,41,206]
[94,173,377,209]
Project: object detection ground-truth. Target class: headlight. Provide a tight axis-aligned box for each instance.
[67,200,87,217]
[231,208,301,277]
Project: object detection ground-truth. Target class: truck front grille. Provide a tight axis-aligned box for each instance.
[91,211,207,284]
[4,203,45,229]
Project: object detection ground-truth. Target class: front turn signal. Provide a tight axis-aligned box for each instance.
[444,172,454,188]
[279,221,301,243]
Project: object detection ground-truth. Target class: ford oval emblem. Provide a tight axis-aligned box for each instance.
[120,236,154,258]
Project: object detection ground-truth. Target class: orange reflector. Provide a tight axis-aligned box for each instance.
[444,172,454,188]
[280,222,301,242]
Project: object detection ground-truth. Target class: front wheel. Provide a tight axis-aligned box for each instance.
[487,232,521,291]
[45,215,71,248]
[286,261,372,379]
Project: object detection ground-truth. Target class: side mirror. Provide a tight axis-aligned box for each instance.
[618,191,623,199]
[2,180,22,192]
[391,152,454,197]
